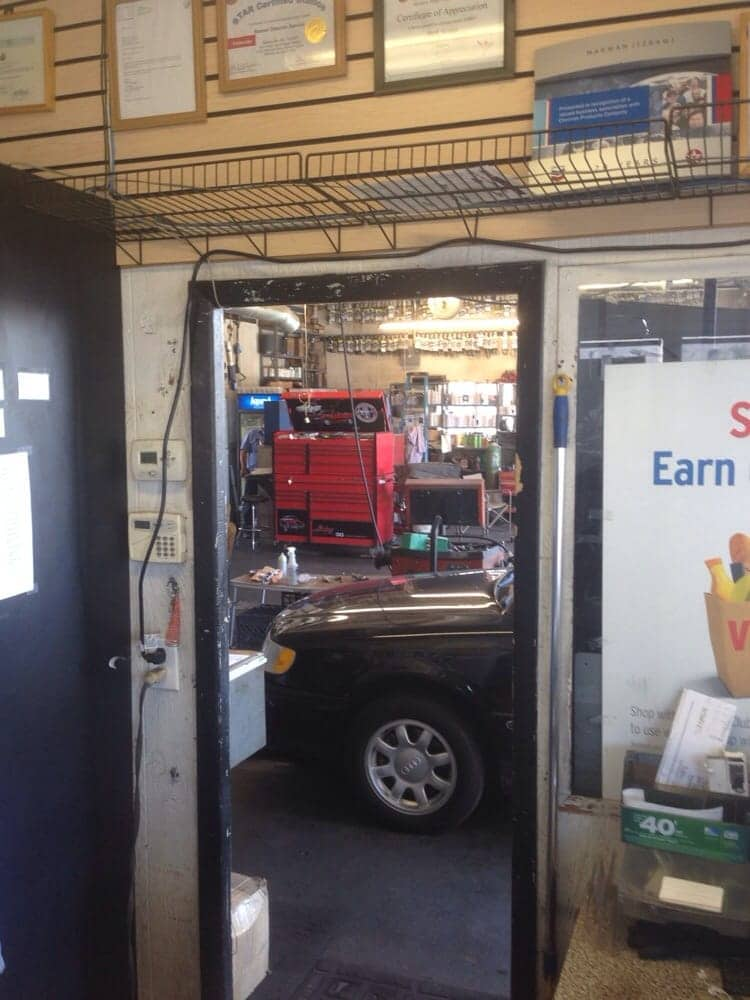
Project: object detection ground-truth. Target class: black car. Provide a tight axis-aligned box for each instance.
[261,569,514,832]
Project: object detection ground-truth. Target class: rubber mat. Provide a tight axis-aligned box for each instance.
[291,959,507,1000]
[721,957,750,998]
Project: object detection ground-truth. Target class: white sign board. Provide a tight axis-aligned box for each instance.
[17,371,50,401]
[0,451,34,601]
[602,360,750,798]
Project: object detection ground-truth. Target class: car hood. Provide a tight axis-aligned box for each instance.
[271,570,511,645]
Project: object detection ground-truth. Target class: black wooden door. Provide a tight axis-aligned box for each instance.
[0,168,131,999]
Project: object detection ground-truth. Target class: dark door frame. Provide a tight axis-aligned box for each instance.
[190,262,543,1000]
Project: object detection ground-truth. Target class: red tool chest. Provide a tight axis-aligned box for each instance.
[274,391,403,548]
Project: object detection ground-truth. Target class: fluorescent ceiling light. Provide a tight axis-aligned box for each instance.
[578,283,629,291]
[378,317,518,334]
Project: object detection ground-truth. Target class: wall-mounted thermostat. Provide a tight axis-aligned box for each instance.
[132,439,187,481]
[128,512,186,563]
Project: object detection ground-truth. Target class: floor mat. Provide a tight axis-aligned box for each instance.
[721,956,750,998]
[291,959,507,1000]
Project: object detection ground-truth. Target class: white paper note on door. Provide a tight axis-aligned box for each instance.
[0,451,34,600]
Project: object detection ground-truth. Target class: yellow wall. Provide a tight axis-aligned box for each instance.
[324,347,518,389]
[3,0,749,264]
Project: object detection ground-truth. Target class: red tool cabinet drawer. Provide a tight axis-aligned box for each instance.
[273,435,309,477]
[274,488,308,541]
[307,438,375,476]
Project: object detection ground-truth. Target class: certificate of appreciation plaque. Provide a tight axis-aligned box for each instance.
[0,11,54,115]
[374,0,514,94]
[217,0,345,92]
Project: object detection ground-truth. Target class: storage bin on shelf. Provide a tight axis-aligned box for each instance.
[617,751,750,938]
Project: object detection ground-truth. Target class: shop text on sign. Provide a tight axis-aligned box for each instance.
[652,400,750,486]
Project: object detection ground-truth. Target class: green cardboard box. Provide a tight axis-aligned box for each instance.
[621,751,750,864]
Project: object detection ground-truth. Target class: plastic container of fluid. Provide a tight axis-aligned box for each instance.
[286,547,298,585]
[277,551,287,579]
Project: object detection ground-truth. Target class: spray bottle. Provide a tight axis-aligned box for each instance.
[287,546,298,585]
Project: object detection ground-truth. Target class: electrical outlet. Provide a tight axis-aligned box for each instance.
[158,645,180,692]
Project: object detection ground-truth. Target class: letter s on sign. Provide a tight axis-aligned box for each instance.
[730,401,750,438]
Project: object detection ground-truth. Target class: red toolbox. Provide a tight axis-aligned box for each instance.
[273,392,402,548]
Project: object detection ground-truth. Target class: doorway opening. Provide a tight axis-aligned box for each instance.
[189,263,542,1000]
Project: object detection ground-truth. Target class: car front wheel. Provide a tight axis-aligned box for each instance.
[350,695,485,833]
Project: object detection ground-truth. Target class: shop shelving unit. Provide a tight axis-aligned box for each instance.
[258,326,304,384]
[14,99,750,264]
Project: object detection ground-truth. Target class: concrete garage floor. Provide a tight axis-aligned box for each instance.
[231,756,512,1000]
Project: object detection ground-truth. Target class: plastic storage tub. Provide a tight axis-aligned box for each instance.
[618,843,750,938]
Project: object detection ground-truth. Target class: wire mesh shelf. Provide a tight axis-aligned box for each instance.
[17,98,750,254]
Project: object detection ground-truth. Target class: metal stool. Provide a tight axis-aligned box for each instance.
[239,495,268,550]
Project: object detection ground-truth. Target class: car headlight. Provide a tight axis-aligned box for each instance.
[262,633,296,674]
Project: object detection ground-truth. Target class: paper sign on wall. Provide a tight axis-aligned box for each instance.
[602,360,750,798]
[17,371,49,401]
[0,451,34,601]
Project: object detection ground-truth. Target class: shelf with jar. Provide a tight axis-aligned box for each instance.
[259,326,304,385]
[430,379,516,434]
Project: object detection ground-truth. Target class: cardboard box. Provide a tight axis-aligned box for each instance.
[705,593,750,697]
[231,873,269,1000]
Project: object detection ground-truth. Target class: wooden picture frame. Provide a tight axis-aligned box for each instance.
[107,0,206,131]
[374,0,514,95]
[217,0,345,93]
[0,10,55,115]
[740,13,750,177]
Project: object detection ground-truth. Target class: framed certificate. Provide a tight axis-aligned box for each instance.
[740,13,750,177]
[0,10,55,115]
[217,0,345,92]
[374,0,514,94]
[107,0,207,131]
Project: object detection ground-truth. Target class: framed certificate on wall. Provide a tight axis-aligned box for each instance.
[374,0,514,94]
[107,0,207,130]
[740,13,750,177]
[0,10,55,115]
[217,0,345,92]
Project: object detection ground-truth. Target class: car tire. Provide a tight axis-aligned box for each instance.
[350,695,484,833]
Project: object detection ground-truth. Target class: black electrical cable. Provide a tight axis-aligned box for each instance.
[99,0,116,193]
[136,249,258,653]
[128,677,149,1000]
[339,316,384,551]
[156,233,750,268]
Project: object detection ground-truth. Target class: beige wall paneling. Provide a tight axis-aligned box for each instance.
[3,0,744,178]
[325,349,517,391]
[516,0,748,31]
[0,0,101,28]
[0,94,102,139]
[55,22,101,62]
[56,60,101,98]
